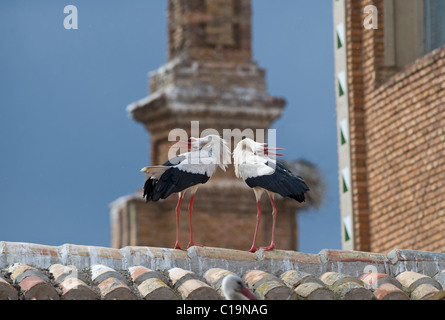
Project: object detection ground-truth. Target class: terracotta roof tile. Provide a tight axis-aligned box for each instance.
[168,267,220,300]
[9,263,59,300]
[49,264,97,300]
[204,267,239,299]
[373,283,410,300]
[129,266,178,300]
[58,277,98,300]
[281,270,335,300]
[1,241,445,300]
[244,269,294,300]
[359,272,409,300]
[320,271,375,300]
[0,273,18,300]
[91,264,137,300]
[396,271,443,300]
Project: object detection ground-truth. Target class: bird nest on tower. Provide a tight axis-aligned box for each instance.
[280,159,325,209]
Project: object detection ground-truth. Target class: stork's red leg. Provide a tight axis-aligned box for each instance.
[174,192,184,250]
[261,196,277,251]
[248,200,261,253]
[187,193,202,248]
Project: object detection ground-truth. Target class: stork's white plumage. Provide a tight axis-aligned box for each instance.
[141,134,231,250]
[221,274,258,300]
[233,138,310,253]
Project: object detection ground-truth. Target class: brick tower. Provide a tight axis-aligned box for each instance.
[110,0,311,250]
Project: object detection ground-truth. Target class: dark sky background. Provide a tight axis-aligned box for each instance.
[0,0,340,253]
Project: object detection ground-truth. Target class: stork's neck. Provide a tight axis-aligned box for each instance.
[233,150,274,178]
[203,142,231,171]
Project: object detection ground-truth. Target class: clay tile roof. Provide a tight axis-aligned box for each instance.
[0,241,444,300]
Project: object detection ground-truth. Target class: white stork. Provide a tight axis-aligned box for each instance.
[141,134,231,250]
[233,138,310,253]
[221,274,258,300]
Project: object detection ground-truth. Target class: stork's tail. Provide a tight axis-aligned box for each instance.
[143,178,156,202]
[141,166,170,202]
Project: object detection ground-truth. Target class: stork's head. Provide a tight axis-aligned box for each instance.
[233,138,262,156]
[221,274,258,300]
[233,138,284,178]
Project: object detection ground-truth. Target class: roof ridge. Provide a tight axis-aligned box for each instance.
[1,241,445,278]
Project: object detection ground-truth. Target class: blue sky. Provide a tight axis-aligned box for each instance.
[0,0,339,253]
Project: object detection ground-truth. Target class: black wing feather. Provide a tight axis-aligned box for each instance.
[143,167,210,202]
[245,162,309,203]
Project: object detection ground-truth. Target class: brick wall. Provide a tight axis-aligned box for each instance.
[365,47,445,252]
[345,0,445,253]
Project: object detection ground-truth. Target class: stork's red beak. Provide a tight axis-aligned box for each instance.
[240,288,258,300]
[264,147,284,156]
